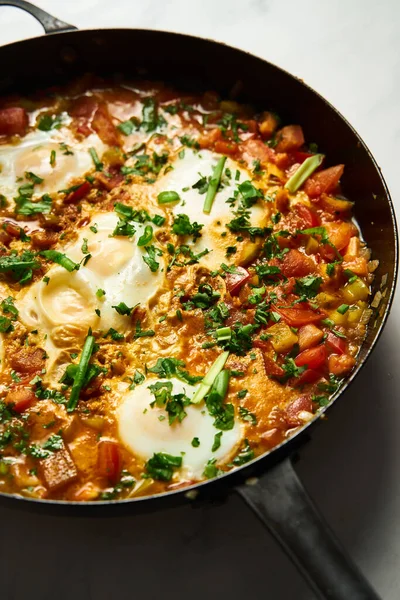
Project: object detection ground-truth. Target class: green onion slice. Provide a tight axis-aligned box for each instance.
[89,147,103,171]
[203,156,227,214]
[216,326,232,341]
[67,334,95,412]
[211,369,230,401]
[157,191,180,204]
[337,304,349,315]
[285,154,324,194]
[40,250,79,272]
[137,225,153,247]
[192,350,229,404]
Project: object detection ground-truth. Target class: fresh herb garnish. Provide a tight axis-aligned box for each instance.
[144,452,182,481]
[238,406,257,425]
[232,439,254,465]
[112,302,135,316]
[142,245,162,272]
[172,214,203,241]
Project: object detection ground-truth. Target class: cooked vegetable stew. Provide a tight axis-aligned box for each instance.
[0,79,376,501]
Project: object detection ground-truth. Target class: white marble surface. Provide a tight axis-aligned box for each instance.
[0,1,399,598]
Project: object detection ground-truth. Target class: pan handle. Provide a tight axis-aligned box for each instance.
[236,457,381,600]
[0,0,77,33]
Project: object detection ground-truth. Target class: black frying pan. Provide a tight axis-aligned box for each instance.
[0,2,397,599]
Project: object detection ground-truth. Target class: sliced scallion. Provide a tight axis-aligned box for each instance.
[67,334,95,412]
[337,304,349,315]
[203,156,227,214]
[137,225,153,247]
[216,326,232,341]
[40,250,79,272]
[285,154,324,194]
[210,369,230,401]
[89,147,103,171]
[157,191,180,204]
[192,350,229,404]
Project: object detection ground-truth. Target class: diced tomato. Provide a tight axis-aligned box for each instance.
[10,348,45,374]
[253,338,270,351]
[97,440,122,484]
[342,257,368,277]
[5,386,36,413]
[69,95,98,118]
[328,353,356,375]
[285,395,313,426]
[276,125,305,152]
[293,203,320,229]
[294,368,322,386]
[325,221,357,252]
[290,151,314,164]
[304,165,344,198]
[65,181,91,204]
[280,249,315,277]
[225,266,250,295]
[275,305,324,327]
[262,355,285,378]
[214,140,238,155]
[92,105,120,146]
[0,107,29,136]
[275,277,296,301]
[325,332,347,355]
[198,127,221,149]
[295,345,327,369]
[240,138,273,163]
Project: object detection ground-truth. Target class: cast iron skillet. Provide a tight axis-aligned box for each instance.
[0,2,398,598]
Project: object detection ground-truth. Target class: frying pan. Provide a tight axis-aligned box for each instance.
[0,2,397,598]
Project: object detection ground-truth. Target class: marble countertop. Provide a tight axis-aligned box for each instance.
[0,1,399,598]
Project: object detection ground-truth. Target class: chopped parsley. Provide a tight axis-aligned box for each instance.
[144,452,182,481]
[172,214,203,241]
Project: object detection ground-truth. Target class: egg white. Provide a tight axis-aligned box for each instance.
[118,377,242,480]
[0,120,106,200]
[17,211,165,380]
[155,148,269,270]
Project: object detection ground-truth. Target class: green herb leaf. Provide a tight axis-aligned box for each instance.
[212,431,223,452]
[38,114,62,131]
[294,275,323,299]
[142,245,162,272]
[172,214,203,241]
[238,406,257,425]
[144,452,182,481]
[232,439,254,465]
[112,302,135,316]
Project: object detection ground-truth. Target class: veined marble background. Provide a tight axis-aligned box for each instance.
[0,1,399,598]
